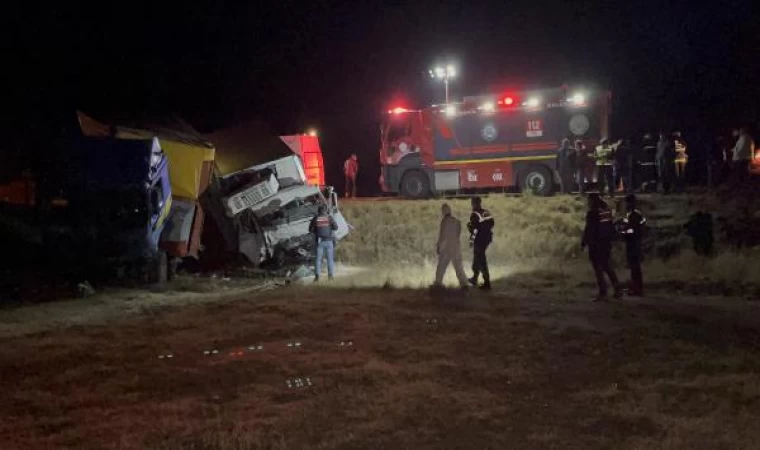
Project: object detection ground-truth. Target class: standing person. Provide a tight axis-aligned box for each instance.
[343,153,359,198]
[581,193,622,302]
[594,139,615,197]
[730,126,755,187]
[309,205,338,281]
[656,132,676,194]
[556,138,576,194]
[575,140,588,194]
[641,133,658,192]
[433,203,469,289]
[673,131,688,190]
[614,139,633,194]
[467,196,494,290]
[685,211,714,256]
[617,194,647,296]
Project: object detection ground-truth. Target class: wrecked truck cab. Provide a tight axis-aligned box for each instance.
[249,184,350,268]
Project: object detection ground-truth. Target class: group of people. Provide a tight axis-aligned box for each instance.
[432,193,648,301]
[308,195,496,288]
[555,134,687,197]
[555,127,756,196]
[434,196,495,291]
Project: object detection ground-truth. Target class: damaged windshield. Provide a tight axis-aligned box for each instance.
[257,194,323,227]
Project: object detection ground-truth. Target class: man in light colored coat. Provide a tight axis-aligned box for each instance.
[434,203,469,288]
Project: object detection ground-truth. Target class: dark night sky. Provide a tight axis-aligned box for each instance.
[7,1,760,192]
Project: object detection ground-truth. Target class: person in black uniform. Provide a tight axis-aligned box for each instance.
[685,211,714,256]
[581,193,622,301]
[467,196,494,290]
[617,194,647,296]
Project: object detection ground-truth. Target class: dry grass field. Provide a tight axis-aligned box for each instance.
[2,193,760,449]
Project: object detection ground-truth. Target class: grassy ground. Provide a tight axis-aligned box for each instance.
[2,194,760,449]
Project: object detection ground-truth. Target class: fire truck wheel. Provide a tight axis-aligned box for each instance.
[400,170,430,198]
[520,165,554,196]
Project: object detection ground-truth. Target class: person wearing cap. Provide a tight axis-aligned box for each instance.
[582,193,622,301]
[556,138,576,194]
[617,194,647,296]
[309,205,338,281]
[467,196,495,290]
[434,203,469,289]
[593,138,615,197]
[343,153,359,198]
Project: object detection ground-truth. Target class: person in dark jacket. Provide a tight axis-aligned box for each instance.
[685,211,714,256]
[614,139,634,194]
[467,196,495,290]
[617,194,646,296]
[309,205,339,281]
[575,140,589,194]
[582,193,621,301]
[656,132,676,194]
[556,138,576,194]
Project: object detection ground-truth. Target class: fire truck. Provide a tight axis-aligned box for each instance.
[379,86,611,197]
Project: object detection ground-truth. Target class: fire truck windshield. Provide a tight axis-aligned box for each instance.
[384,117,411,144]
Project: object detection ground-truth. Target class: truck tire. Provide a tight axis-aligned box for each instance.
[145,251,169,285]
[520,165,554,196]
[400,170,430,198]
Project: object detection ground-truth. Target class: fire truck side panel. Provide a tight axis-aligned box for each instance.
[454,163,513,189]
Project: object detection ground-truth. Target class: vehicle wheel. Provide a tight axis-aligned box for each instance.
[520,165,554,196]
[400,171,430,198]
[145,251,169,285]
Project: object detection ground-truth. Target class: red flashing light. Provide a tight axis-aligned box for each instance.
[504,97,514,106]
[389,107,408,114]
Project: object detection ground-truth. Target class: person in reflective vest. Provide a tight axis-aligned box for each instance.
[673,131,688,190]
[309,205,338,281]
[582,193,621,301]
[434,203,469,288]
[617,194,647,296]
[594,139,615,197]
[343,153,359,198]
[467,196,495,290]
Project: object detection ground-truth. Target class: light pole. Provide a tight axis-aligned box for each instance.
[429,64,456,103]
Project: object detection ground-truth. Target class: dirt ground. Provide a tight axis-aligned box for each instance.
[2,270,760,450]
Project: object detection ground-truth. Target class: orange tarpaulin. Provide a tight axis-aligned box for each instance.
[279,135,325,186]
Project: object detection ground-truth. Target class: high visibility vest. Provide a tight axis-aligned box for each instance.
[594,145,614,166]
[675,141,688,163]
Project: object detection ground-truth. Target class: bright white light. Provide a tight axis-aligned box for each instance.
[445,105,457,117]
[571,93,586,105]
[526,97,540,108]
[481,102,495,113]
[446,65,456,77]
[307,128,318,137]
[434,67,446,79]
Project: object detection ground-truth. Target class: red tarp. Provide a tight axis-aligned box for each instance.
[279,135,325,186]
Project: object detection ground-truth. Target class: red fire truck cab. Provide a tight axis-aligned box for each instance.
[379,86,611,197]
